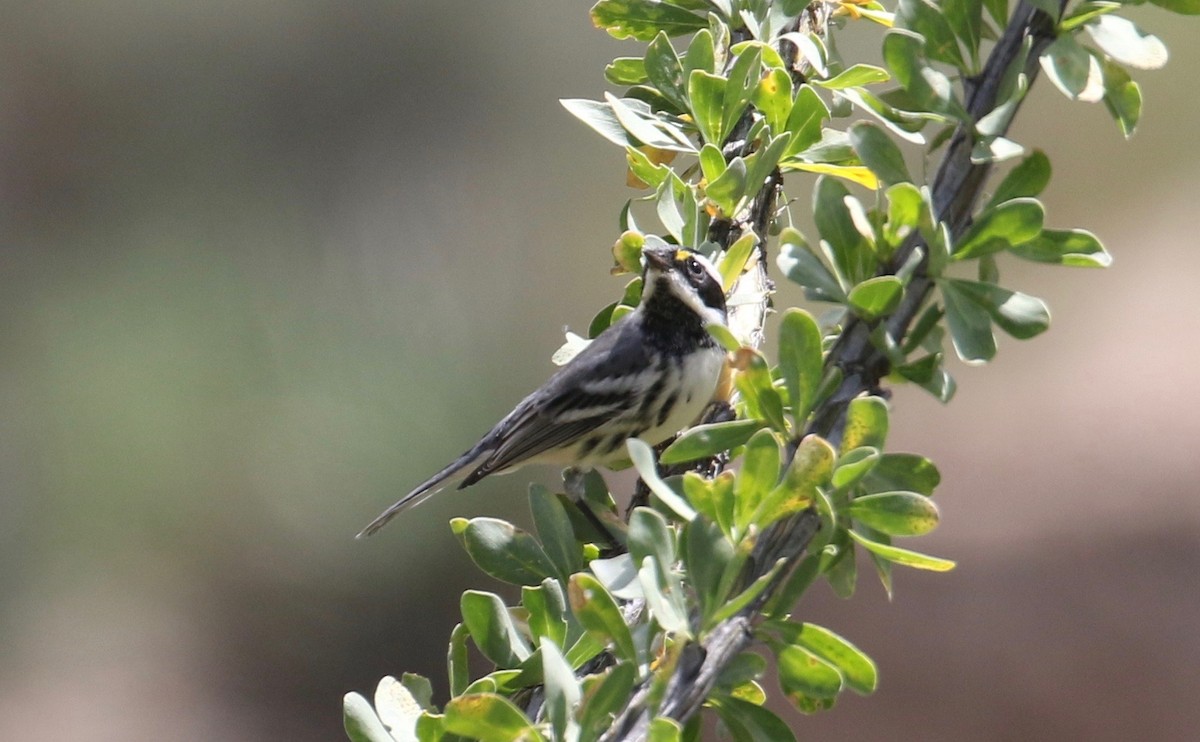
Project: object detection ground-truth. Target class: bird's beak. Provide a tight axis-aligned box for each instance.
[641,246,675,272]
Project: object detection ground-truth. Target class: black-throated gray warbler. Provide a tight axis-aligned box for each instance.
[358,245,728,537]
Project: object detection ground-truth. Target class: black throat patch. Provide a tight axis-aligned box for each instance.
[643,277,718,356]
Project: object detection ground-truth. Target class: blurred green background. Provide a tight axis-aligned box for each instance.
[2,2,1198,740]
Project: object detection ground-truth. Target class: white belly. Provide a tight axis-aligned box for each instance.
[633,346,725,448]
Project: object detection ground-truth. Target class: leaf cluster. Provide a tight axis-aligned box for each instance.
[348,0,1192,739]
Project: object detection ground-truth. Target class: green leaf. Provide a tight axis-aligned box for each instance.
[683,471,736,537]
[850,491,940,536]
[774,622,878,695]
[987,150,1051,209]
[661,419,765,465]
[689,70,727,145]
[940,279,996,362]
[943,278,1051,340]
[754,435,835,527]
[628,506,675,587]
[753,67,794,134]
[864,453,941,496]
[723,47,762,142]
[683,28,715,76]
[707,157,747,217]
[952,198,1044,260]
[777,308,824,425]
[1010,228,1111,267]
[591,553,641,600]
[541,638,581,742]
[589,302,619,338]
[530,485,583,579]
[461,591,532,668]
[970,135,1024,164]
[1100,58,1142,138]
[568,573,638,663]
[344,692,399,742]
[607,94,695,152]
[897,0,967,70]
[717,231,757,292]
[813,176,874,285]
[840,396,889,453]
[848,276,904,320]
[898,356,956,402]
[453,517,558,587]
[882,30,967,120]
[984,0,1008,25]
[415,713,447,742]
[561,98,636,148]
[777,644,843,701]
[741,133,792,208]
[735,429,782,532]
[825,532,858,599]
[681,176,705,248]
[656,178,685,243]
[710,696,798,742]
[591,0,707,40]
[1060,1,1121,31]
[883,181,925,248]
[699,143,726,182]
[1040,35,1104,102]
[1085,15,1168,70]
[627,437,697,521]
[606,57,648,85]
[399,674,434,712]
[733,349,789,433]
[784,85,830,156]
[523,580,569,648]
[706,322,741,352]
[837,88,929,145]
[443,693,544,742]
[902,302,945,355]
[578,664,636,742]
[848,121,910,187]
[777,239,846,302]
[860,524,896,600]
[682,516,734,623]
[847,529,956,571]
[943,0,983,65]
[645,32,688,109]
[648,717,683,742]
[448,623,470,697]
[813,64,890,89]
[638,555,689,633]
[831,447,880,490]
[708,558,786,627]
[715,651,767,693]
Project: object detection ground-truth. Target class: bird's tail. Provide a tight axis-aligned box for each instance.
[356,442,490,538]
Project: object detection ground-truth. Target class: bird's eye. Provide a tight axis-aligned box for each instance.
[685,257,704,277]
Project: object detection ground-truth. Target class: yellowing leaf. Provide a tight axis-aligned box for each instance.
[782,162,879,189]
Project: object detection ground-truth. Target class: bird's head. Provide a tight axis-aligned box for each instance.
[640,245,727,327]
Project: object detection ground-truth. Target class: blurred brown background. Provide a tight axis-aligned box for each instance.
[1,2,1197,740]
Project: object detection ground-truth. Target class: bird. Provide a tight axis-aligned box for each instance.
[357,245,729,537]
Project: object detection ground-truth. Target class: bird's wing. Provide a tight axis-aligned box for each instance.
[460,412,610,486]
[460,318,650,485]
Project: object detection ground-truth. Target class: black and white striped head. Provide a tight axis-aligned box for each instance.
[640,246,727,327]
